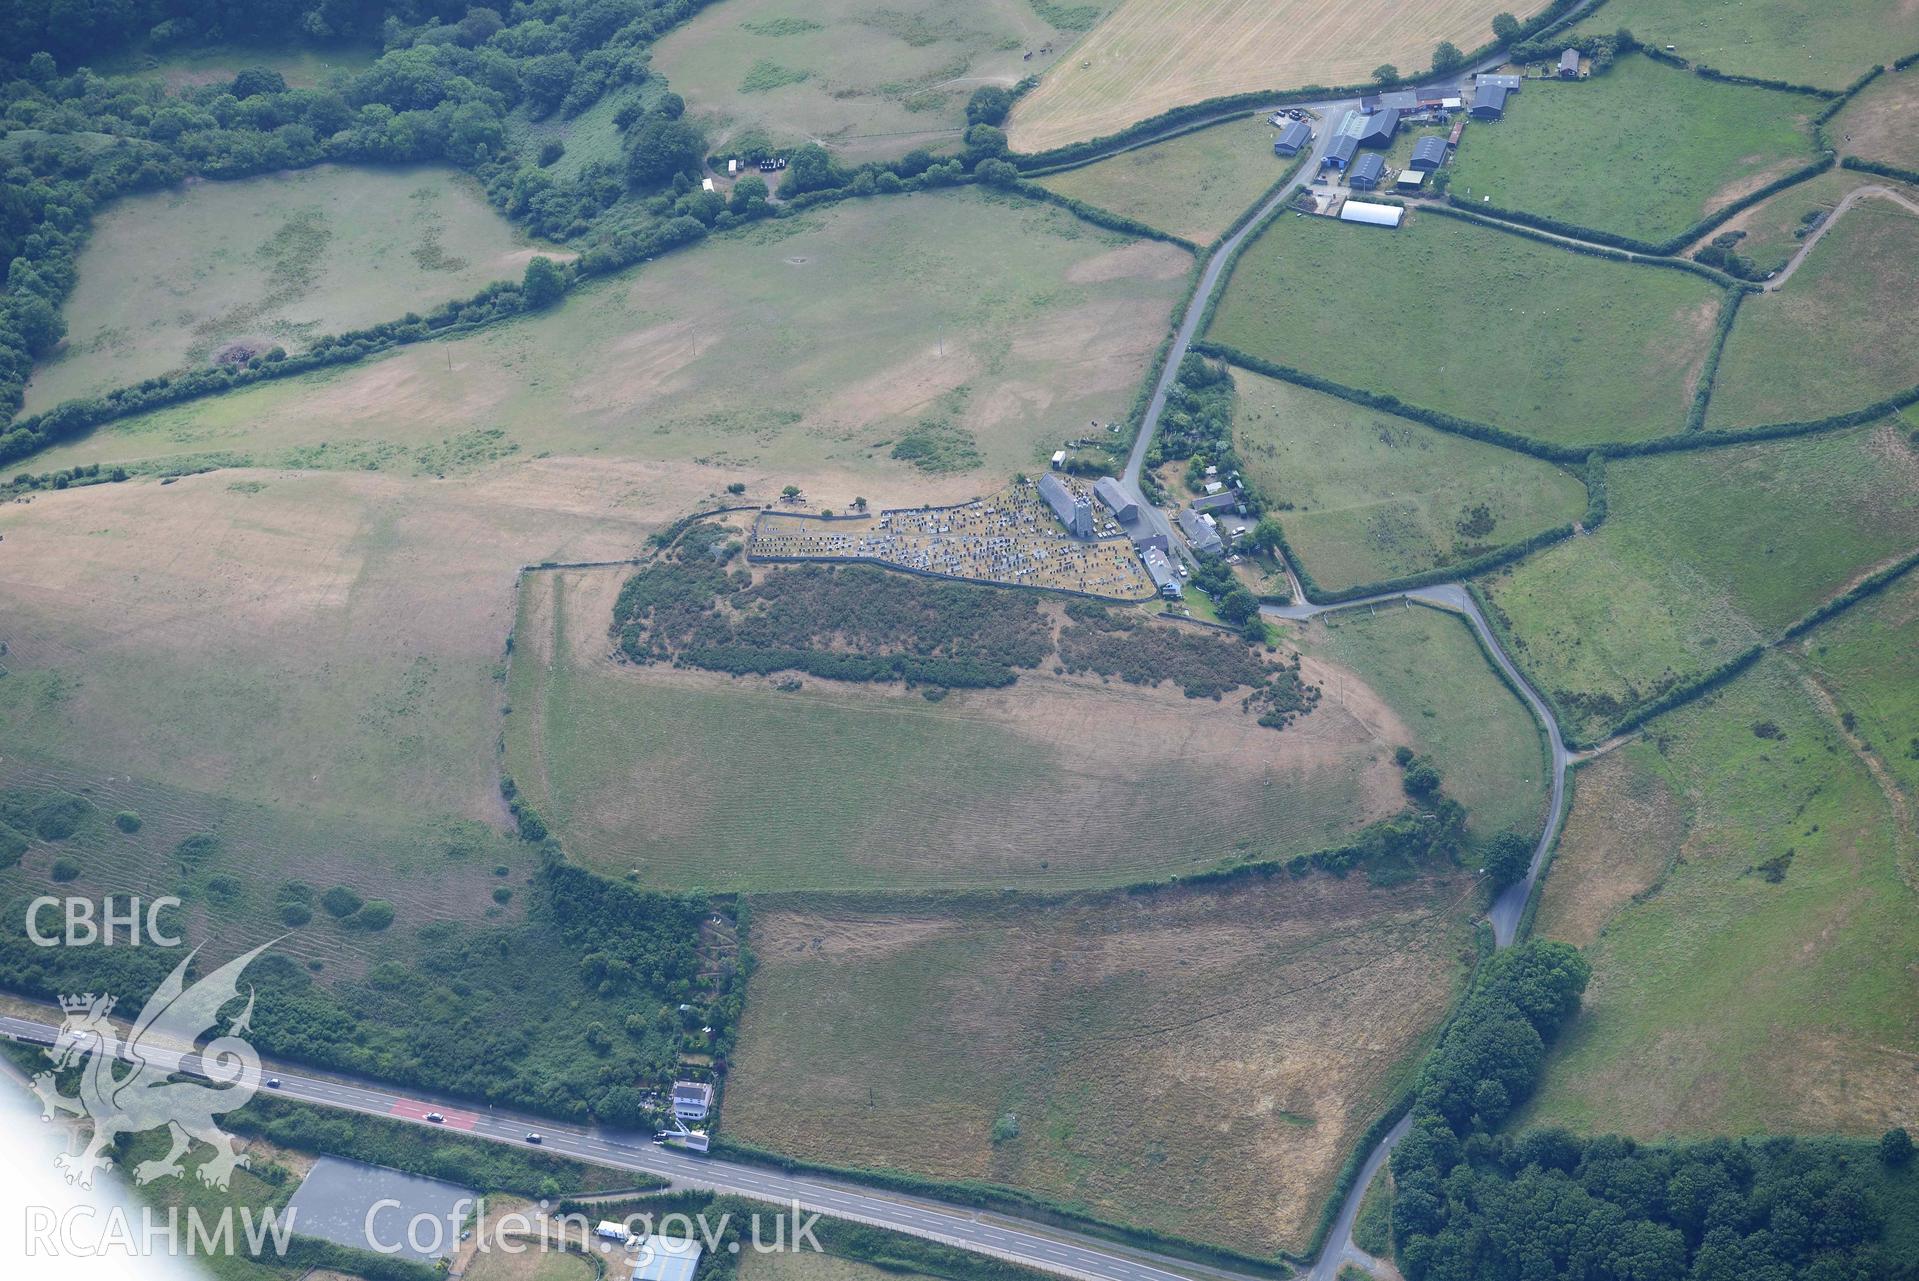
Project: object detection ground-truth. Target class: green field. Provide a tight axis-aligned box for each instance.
[1231,367,1589,592]
[1704,167,1875,275]
[740,1252,939,1281]
[725,874,1477,1255]
[1298,603,1552,847]
[1796,568,1919,809]
[1205,211,1723,446]
[24,190,1189,496]
[1479,422,1919,743]
[1569,0,1916,91]
[652,0,1103,164]
[1449,55,1816,244]
[25,164,560,412]
[1523,656,1919,1140]
[1708,198,1919,427]
[1034,115,1299,243]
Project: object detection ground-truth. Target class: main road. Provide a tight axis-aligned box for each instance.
[0,1012,1259,1281]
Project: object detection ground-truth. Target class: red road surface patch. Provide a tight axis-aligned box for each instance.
[389,1099,478,1130]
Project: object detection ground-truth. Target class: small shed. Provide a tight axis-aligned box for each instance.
[1411,135,1448,171]
[1050,449,1067,469]
[1339,201,1404,228]
[1396,170,1426,191]
[1558,49,1582,77]
[700,177,715,192]
[1348,153,1386,189]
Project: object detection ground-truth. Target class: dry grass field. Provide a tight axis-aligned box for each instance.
[25,192,1189,507]
[25,164,562,413]
[1033,114,1302,243]
[1834,65,1919,174]
[0,465,674,833]
[504,566,1413,891]
[1006,0,1545,153]
[724,874,1479,1255]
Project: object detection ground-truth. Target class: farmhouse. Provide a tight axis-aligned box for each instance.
[1339,201,1404,228]
[1410,135,1448,171]
[1559,49,1582,78]
[1177,507,1225,557]
[1348,154,1386,190]
[1142,545,1182,597]
[630,1236,704,1281]
[1273,119,1313,156]
[671,1080,714,1122]
[1094,475,1139,522]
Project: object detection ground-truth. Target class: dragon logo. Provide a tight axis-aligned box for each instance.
[31,942,273,1190]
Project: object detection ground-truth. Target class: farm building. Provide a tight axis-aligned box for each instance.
[1094,476,1139,522]
[1348,153,1386,189]
[1416,83,1461,109]
[630,1237,704,1281]
[1470,83,1511,119]
[671,1081,714,1122]
[1361,89,1418,113]
[1050,449,1067,469]
[1323,134,1360,170]
[1396,170,1426,192]
[1410,135,1448,171]
[1142,546,1182,597]
[1357,108,1400,148]
[1273,119,1313,156]
[1339,201,1405,228]
[1192,490,1241,514]
[1559,49,1582,77]
[1039,472,1095,537]
[1177,507,1225,557]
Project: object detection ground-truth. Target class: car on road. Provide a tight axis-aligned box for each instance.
[265,1078,280,1089]
[525,1133,542,1144]
[426,1112,445,1123]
